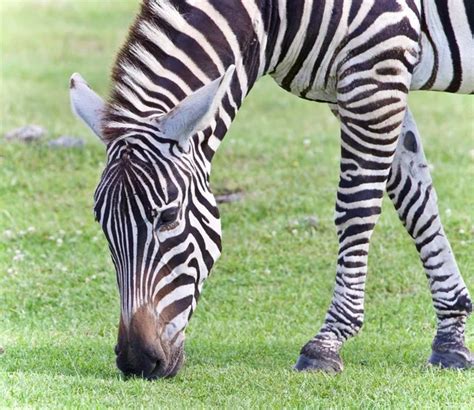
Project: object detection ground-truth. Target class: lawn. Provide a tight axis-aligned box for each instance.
[1,0,473,408]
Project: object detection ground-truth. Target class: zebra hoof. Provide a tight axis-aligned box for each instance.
[429,346,473,370]
[294,353,343,374]
[294,341,344,374]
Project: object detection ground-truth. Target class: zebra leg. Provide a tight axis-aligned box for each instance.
[386,108,473,369]
[295,91,408,373]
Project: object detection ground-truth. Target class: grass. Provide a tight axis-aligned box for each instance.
[1,0,473,408]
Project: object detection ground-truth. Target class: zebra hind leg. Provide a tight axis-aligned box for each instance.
[387,108,472,369]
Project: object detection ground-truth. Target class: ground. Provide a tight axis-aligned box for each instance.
[0,0,473,408]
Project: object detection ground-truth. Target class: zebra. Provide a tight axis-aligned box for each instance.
[70,0,473,378]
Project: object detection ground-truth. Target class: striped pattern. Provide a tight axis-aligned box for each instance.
[412,0,474,92]
[94,133,222,332]
[386,108,472,365]
[91,0,472,375]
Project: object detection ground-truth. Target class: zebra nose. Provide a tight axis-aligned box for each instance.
[116,345,163,379]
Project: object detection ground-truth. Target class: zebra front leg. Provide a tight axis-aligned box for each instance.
[295,90,408,373]
[387,108,473,369]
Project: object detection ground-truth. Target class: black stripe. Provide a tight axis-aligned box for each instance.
[434,0,463,92]
[274,0,305,69]
[464,0,474,36]
[303,0,344,97]
[281,0,325,90]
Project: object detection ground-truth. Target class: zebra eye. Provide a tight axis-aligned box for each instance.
[156,206,180,231]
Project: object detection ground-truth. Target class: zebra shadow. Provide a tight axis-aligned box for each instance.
[1,340,118,380]
[2,337,434,380]
[183,338,431,373]
[184,339,298,370]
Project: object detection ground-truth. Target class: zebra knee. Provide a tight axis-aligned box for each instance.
[453,293,473,316]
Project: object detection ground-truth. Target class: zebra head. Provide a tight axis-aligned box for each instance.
[69,66,234,379]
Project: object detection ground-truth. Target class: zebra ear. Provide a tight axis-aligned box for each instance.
[69,73,106,142]
[156,65,235,149]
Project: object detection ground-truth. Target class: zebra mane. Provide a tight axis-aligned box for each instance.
[102,0,188,143]
[147,0,186,31]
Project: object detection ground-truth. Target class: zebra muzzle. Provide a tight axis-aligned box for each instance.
[115,305,185,379]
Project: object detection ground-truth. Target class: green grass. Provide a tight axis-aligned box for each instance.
[1,0,473,408]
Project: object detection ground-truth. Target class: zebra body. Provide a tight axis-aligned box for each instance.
[70,0,473,378]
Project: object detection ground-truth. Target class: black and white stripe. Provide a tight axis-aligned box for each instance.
[72,0,473,376]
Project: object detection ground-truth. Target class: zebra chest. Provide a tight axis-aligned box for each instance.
[268,15,344,105]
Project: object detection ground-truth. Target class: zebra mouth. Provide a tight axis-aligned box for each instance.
[148,344,184,380]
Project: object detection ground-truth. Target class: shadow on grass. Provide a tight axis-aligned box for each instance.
[2,339,296,381]
[184,337,434,374]
[1,341,118,380]
[1,336,437,381]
